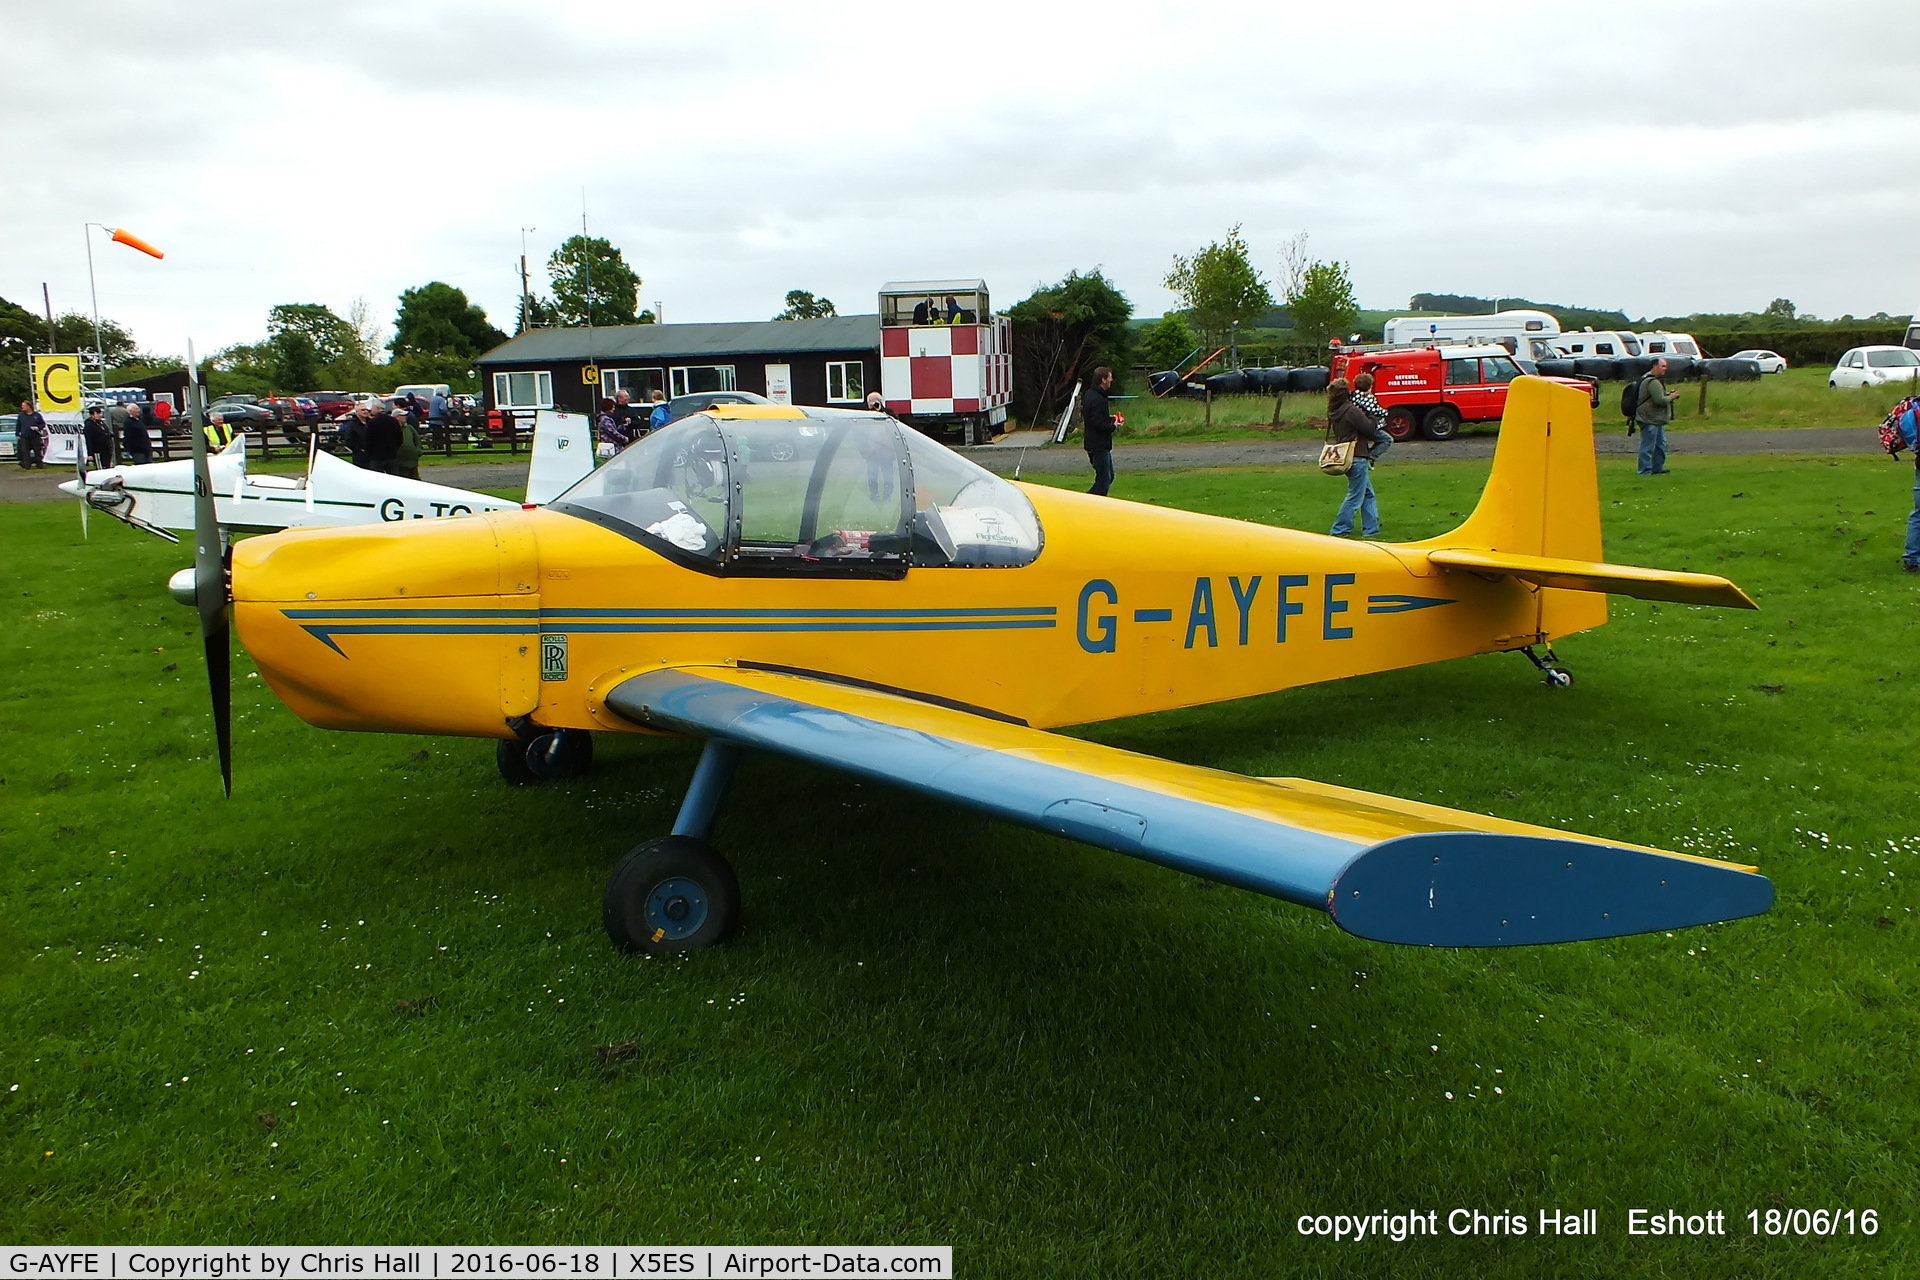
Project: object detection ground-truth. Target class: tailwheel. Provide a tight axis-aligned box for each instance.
[604,836,741,954]
[1520,644,1573,688]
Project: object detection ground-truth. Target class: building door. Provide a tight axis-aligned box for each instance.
[765,364,792,405]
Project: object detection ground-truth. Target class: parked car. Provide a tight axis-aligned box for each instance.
[664,390,772,424]
[302,390,356,419]
[1729,349,1787,374]
[206,395,277,427]
[1829,346,1920,389]
[1,414,15,460]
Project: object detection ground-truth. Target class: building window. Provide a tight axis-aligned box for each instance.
[826,361,864,402]
[669,365,737,397]
[494,370,553,409]
[603,368,666,403]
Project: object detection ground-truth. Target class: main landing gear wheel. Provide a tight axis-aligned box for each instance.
[496,737,536,785]
[604,836,741,954]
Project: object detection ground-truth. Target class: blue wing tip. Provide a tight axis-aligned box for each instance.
[1328,831,1774,947]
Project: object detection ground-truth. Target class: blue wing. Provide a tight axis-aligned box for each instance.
[603,666,1772,947]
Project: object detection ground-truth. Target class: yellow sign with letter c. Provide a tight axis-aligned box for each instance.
[581,365,600,385]
[33,354,84,410]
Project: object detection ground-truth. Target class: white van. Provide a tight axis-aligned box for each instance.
[1548,329,1643,358]
[1382,309,1561,361]
[391,382,451,403]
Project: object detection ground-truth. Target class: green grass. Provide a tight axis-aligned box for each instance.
[1100,367,1914,445]
[3,456,1918,1274]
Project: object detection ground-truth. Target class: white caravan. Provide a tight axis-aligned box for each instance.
[1381,310,1562,361]
[60,410,594,540]
[1547,329,1644,358]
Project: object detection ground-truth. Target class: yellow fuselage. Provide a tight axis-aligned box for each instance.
[232,483,1601,739]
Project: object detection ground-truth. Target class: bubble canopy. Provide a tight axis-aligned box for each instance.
[550,408,1043,577]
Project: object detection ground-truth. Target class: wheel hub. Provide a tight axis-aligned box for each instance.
[644,876,709,940]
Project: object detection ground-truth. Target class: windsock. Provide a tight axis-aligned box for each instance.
[110,228,164,259]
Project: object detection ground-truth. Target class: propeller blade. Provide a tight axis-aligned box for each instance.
[185,343,232,795]
[75,426,88,537]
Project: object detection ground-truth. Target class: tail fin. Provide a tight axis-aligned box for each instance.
[1409,377,1754,642]
[524,409,595,506]
[1446,375,1602,561]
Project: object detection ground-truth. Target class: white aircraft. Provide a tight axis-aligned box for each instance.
[60,411,594,541]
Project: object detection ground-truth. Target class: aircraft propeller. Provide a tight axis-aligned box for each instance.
[179,344,232,795]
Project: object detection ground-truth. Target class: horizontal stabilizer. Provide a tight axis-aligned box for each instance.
[604,666,1771,947]
[1428,548,1757,609]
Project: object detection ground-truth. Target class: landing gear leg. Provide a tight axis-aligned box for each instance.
[604,740,743,954]
[1521,644,1573,688]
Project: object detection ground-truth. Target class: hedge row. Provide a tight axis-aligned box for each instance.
[1693,328,1908,365]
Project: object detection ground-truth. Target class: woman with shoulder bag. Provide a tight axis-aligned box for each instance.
[1324,377,1381,539]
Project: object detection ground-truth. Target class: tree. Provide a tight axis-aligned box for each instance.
[1139,313,1198,372]
[268,303,357,365]
[774,290,836,320]
[547,235,641,327]
[1281,233,1360,351]
[1006,269,1134,421]
[1763,298,1797,323]
[47,312,137,363]
[389,283,507,360]
[0,294,44,406]
[1164,225,1272,344]
[272,330,320,391]
[515,294,556,335]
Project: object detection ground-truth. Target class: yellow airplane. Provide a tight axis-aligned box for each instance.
[174,374,1772,956]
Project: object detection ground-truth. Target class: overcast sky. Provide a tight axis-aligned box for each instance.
[5,0,1918,358]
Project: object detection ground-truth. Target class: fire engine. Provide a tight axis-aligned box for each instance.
[1330,342,1600,441]
[879,279,1012,445]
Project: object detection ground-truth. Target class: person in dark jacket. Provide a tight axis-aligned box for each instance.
[363,399,403,473]
[1082,366,1116,496]
[83,406,113,469]
[119,408,152,466]
[16,399,47,469]
[339,401,371,467]
[1326,378,1381,538]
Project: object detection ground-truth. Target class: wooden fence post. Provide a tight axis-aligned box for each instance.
[1697,371,1709,419]
[1205,387,1212,430]
[1271,392,1285,428]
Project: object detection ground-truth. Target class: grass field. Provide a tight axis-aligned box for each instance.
[3,454,1917,1275]
[1104,367,1913,444]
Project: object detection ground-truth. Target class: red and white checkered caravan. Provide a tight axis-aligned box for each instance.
[878,279,1011,445]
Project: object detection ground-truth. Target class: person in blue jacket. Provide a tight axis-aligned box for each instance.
[1899,399,1919,574]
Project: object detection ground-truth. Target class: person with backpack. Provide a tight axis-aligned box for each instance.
[1631,357,1675,475]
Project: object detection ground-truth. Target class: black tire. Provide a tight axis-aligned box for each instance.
[526,728,593,779]
[496,737,536,786]
[604,836,741,954]
[1422,406,1461,440]
[1383,406,1420,442]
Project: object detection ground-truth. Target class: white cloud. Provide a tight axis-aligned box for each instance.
[4,0,1916,360]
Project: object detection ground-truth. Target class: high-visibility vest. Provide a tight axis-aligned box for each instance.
[204,420,234,449]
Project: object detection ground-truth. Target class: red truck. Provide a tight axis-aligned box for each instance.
[1330,343,1599,441]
